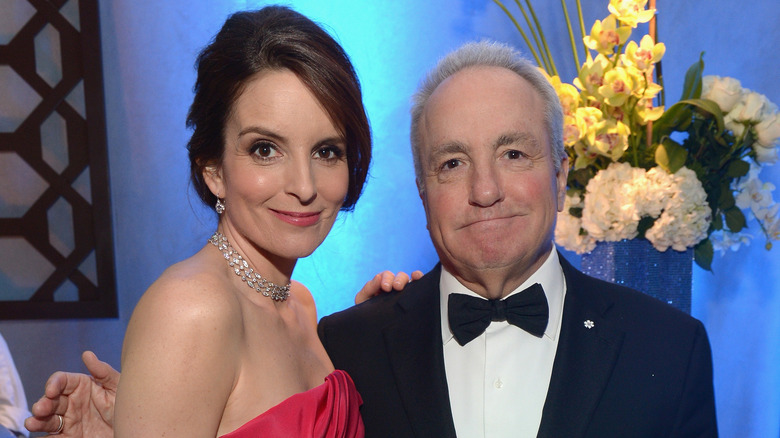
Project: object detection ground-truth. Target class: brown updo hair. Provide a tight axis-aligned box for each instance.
[187,6,371,211]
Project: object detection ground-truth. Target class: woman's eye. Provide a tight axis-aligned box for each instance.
[316,146,344,161]
[251,141,278,158]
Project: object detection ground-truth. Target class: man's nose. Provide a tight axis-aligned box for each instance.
[469,164,503,207]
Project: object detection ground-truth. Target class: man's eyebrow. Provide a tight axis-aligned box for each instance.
[428,141,468,162]
[494,132,540,149]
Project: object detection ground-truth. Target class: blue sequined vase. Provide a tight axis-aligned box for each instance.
[580,239,693,314]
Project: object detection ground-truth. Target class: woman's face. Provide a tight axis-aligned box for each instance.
[205,69,349,264]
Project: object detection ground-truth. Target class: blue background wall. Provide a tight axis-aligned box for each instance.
[1,1,778,436]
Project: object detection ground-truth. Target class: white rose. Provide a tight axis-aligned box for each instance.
[729,91,770,122]
[724,113,746,137]
[755,143,779,164]
[755,112,780,148]
[702,75,743,113]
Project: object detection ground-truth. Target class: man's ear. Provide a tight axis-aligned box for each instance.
[416,178,431,230]
[203,162,224,199]
[556,156,569,212]
[416,178,426,206]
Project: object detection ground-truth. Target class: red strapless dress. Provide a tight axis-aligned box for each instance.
[219,370,364,438]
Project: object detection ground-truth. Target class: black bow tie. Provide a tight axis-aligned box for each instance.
[447,283,549,346]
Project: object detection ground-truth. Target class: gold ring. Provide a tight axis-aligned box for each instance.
[51,414,64,435]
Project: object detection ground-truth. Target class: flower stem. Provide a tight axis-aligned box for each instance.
[561,0,581,71]
[522,0,558,75]
[493,0,545,69]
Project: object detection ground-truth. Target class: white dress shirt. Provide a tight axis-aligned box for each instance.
[440,248,566,438]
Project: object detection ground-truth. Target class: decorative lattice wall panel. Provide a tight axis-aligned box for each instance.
[0,0,116,319]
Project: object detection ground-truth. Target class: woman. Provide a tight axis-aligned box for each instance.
[26,6,415,437]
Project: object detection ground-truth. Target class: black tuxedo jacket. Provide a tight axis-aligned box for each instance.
[318,254,718,437]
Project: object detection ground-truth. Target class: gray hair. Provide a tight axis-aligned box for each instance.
[409,40,565,190]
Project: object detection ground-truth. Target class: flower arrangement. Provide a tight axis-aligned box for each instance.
[495,0,780,269]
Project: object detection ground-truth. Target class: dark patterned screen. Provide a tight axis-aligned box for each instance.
[0,0,116,319]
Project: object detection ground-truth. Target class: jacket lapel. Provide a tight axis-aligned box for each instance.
[537,255,625,438]
[382,264,457,438]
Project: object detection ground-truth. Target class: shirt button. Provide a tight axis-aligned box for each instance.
[494,378,503,389]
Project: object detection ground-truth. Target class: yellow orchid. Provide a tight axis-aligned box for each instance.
[563,114,582,146]
[608,0,656,28]
[603,104,627,124]
[496,1,780,265]
[634,80,663,100]
[583,15,632,55]
[546,74,582,115]
[575,106,606,145]
[634,99,665,124]
[559,83,582,115]
[622,35,665,72]
[574,54,611,98]
[573,141,599,170]
[592,119,631,160]
[598,66,637,107]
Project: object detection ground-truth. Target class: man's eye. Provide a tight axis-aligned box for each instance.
[442,159,460,170]
[506,149,524,159]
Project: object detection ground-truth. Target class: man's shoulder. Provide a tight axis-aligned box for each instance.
[321,287,405,329]
[320,264,441,332]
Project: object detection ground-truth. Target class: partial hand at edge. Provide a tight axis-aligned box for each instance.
[24,350,119,438]
[355,270,423,304]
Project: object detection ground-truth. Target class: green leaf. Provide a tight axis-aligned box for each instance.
[566,187,583,197]
[681,52,705,101]
[688,98,726,133]
[653,102,692,137]
[724,207,746,232]
[711,213,723,230]
[694,238,713,271]
[718,188,735,209]
[569,207,583,218]
[654,139,688,173]
[571,168,592,188]
[672,98,726,134]
[726,160,750,179]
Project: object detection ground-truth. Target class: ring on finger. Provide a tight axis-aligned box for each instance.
[51,414,64,435]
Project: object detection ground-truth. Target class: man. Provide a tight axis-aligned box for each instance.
[318,41,717,437]
[26,41,718,437]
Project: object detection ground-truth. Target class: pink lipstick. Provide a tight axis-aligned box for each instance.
[271,209,321,227]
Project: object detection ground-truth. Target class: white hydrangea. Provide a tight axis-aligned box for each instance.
[644,167,711,251]
[578,163,711,252]
[555,193,597,254]
[581,162,644,241]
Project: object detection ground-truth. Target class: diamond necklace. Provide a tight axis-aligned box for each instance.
[209,232,291,302]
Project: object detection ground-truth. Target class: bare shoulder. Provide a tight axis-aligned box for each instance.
[291,280,318,324]
[116,245,242,435]
[122,245,243,362]
[142,247,239,320]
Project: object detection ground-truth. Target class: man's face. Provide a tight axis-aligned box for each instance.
[417,66,568,297]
